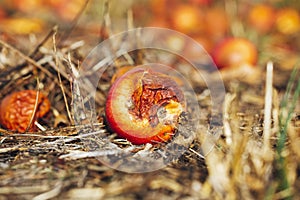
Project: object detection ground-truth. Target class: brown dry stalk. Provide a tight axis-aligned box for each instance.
[57,0,90,46]
[25,78,41,132]
[53,30,74,125]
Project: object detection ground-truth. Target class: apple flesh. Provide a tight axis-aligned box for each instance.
[105,66,185,145]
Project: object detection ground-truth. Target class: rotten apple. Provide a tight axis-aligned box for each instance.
[105,66,186,145]
[0,90,50,132]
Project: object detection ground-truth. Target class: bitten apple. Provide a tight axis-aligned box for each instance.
[105,66,186,145]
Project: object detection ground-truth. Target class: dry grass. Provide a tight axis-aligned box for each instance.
[0,1,300,200]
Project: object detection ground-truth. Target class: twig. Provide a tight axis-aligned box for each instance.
[0,26,58,79]
[58,0,90,46]
[263,61,273,156]
[127,9,134,30]
[0,146,27,153]
[45,129,106,145]
[53,30,74,125]
[25,78,41,132]
[0,123,103,137]
[98,0,109,41]
[59,150,119,160]
[29,26,59,58]
[32,181,63,200]
[0,127,15,135]
[189,148,205,159]
[103,0,112,37]
[0,186,50,195]
[0,39,53,78]
[223,93,236,145]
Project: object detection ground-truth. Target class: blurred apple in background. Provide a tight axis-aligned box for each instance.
[212,37,258,69]
[210,36,261,85]
[171,4,205,35]
[9,0,41,13]
[188,0,212,6]
[248,4,275,33]
[204,6,229,41]
[276,8,300,35]
[1,0,299,82]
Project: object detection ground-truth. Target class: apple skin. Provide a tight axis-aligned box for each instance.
[105,66,185,145]
[211,38,258,69]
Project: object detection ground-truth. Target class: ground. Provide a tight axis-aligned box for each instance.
[0,0,300,200]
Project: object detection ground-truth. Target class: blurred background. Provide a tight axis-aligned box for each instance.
[0,0,299,75]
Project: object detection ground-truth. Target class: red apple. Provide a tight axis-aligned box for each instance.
[212,38,258,69]
[105,66,186,145]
